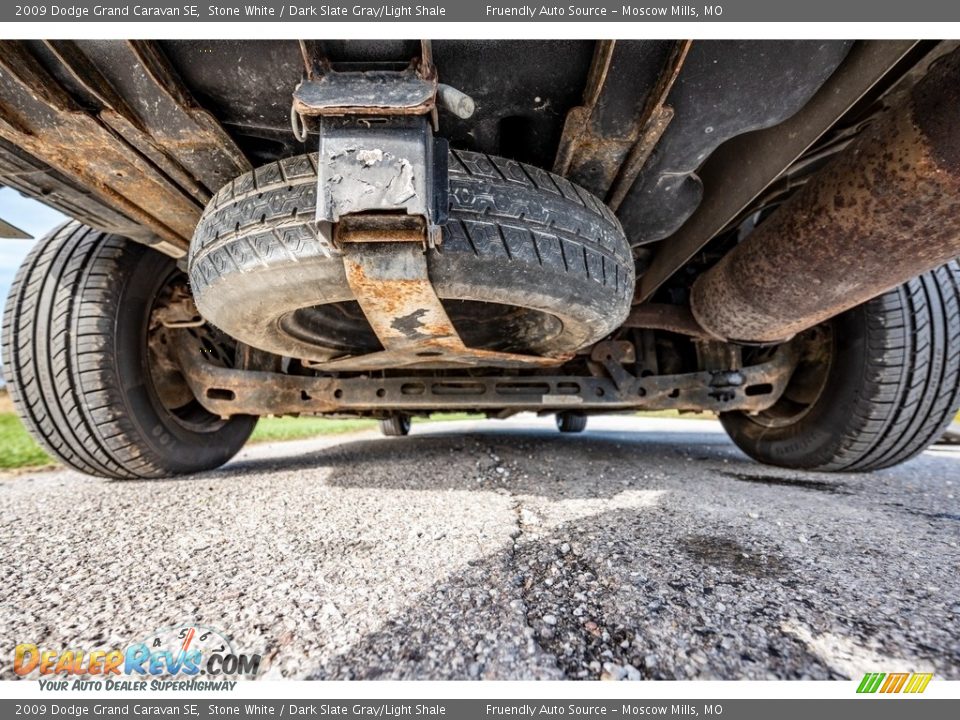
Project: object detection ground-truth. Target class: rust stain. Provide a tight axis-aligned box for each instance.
[555,39,690,202]
[337,240,569,370]
[691,47,960,343]
[0,41,206,253]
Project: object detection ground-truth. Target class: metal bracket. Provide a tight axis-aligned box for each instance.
[152,285,205,328]
[313,115,448,248]
[293,59,438,117]
[291,46,449,250]
[590,341,636,391]
[173,332,798,419]
[303,242,568,371]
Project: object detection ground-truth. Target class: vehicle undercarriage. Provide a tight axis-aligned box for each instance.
[3,39,960,477]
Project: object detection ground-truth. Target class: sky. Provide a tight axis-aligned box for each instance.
[0,187,67,310]
[0,189,66,383]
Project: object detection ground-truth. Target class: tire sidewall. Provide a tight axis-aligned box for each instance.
[720,306,870,470]
[105,244,256,475]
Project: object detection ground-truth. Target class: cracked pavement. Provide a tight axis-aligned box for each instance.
[2,416,959,681]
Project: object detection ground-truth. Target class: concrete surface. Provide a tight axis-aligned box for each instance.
[1,416,958,681]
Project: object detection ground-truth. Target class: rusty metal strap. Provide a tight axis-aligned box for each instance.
[320,241,566,371]
[344,242,461,351]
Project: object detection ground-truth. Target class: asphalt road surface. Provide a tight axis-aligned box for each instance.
[2,416,958,681]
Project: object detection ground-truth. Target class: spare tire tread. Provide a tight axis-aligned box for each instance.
[191,150,631,298]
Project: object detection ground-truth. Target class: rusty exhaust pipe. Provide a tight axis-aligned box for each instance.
[690,48,960,344]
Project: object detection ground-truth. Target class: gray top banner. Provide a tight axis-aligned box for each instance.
[3,0,960,22]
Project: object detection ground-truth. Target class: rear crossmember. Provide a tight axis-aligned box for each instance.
[172,332,796,419]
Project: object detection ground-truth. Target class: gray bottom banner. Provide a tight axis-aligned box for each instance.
[4,700,958,720]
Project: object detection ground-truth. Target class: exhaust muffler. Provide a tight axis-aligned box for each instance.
[691,48,960,344]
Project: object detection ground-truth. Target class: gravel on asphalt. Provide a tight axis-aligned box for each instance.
[1,416,957,681]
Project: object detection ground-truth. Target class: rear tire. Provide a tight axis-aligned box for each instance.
[721,262,960,472]
[1,222,256,479]
[379,415,411,437]
[556,412,588,433]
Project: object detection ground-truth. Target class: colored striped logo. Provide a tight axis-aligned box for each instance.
[857,672,933,694]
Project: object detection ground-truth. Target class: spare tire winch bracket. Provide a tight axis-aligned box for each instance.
[292,44,450,251]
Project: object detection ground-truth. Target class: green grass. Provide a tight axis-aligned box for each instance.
[249,413,482,442]
[250,416,377,442]
[0,413,54,470]
[0,404,485,472]
[250,413,483,443]
[0,412,384,472]
[419,412,481,422]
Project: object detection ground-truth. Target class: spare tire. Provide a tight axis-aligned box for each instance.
[188,150,634,363]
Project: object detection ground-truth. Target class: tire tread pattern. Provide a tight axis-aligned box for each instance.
[723,261,960,472]
[4,223,178,478]
[836,262,960,471]
[189,150,633,305]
